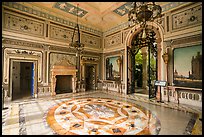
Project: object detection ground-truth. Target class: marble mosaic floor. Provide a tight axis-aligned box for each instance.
[46,98,161,135]
[2,90,201,135]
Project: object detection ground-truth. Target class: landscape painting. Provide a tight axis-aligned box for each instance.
[106,56,120,81]
[173,45,202,88]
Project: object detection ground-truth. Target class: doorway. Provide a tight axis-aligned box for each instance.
[85,65,96,91]
[128,29,158,99]
[135,49,144,93]
[11,61,34,100]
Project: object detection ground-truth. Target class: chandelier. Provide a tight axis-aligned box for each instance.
[128,2,162,28]
[69,4,84,54]
[69,4,84,92]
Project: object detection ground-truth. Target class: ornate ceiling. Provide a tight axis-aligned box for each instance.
[20,2,187,32]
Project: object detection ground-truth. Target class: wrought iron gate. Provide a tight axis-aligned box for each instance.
[127,29,158,99]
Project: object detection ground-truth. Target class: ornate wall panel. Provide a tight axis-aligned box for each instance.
[49,45,75,53]
[3,10,45,37]
[2,38,44,49]
[104,32,122,48]
[123,29,131,44]
[156,17,165,31]
[2,2,102,36]
[81,33,101,48]
[49,24,76,43]
[172,4,202,31]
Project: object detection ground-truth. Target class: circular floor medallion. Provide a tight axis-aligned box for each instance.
[45,98,161,135]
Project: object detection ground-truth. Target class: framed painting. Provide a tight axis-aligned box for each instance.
[106,56,121,81]
[173,45,202,88]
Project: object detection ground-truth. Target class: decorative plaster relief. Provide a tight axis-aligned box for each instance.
[81,33,101,48]
[172,4,202,30]
[123,28,131,43]
[3,38,44,49]
[50,53,76,68]
[4,12,44,37]
[3,48,43,84]
[54,58,75,66]
[49,53,76,82]
[105,32,121,48]
[104,49,125,57]
[83,51,103,56]
[49,46,75,53]
[50,24,76,42]
[156,16,165,30]
[2,2,102,36]
[81,56,100,62]
[2,38,76,53]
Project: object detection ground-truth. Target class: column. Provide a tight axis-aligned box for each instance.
[42,50,47,84]
[156,45,162,101]
[81,63,85,91]
[141,47,148,90]
[72,76,77,93]
[51,74,56,96]
[46,51,50,86]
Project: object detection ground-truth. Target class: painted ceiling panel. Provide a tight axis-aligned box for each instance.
[113,2,133,16]
[53,2,88,18]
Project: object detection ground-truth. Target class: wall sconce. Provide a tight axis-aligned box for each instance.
[162,52,169,64]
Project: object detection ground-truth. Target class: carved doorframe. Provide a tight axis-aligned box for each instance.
[124,22,164,99]
[81,56,100,91]
[9,59,38,100]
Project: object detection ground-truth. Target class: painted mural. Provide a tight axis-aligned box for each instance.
[106,56,120,81]
[173,45,202,88]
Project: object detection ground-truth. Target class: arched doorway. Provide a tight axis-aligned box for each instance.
[125,23,164,99]
[128,29,157,98]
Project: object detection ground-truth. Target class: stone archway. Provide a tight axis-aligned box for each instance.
[124,22,165,100]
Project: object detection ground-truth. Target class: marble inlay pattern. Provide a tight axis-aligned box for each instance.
[19,104,27,135]
[183,113,199,135]
[45,98,161,135]
[2,90,201,135]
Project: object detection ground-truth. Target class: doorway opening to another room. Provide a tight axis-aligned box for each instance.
[128,29,158,99]
[85,65,96,91]
[10,61,36,101]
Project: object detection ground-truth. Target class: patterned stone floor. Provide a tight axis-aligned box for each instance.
[46,98,161,135]
[2,90,202,135]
